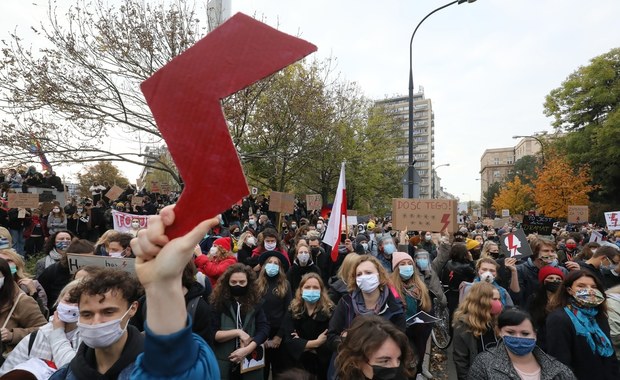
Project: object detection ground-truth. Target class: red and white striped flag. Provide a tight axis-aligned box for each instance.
[323,162,348,262]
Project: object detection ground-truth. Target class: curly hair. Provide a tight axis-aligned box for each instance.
[257,256,289,298]
[210,263,260,314]
[452,282,496,337]
[42,230,74,256]
[347,255,391,293]
[336,315,415,380]
[390,264,432,312]
[69,268,143,306]
[289,273,334,319]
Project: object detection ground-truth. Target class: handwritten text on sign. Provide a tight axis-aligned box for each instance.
[392,198,457,233]
[567,205,589,224]
[604,211,620,231]
[67,253,135,274]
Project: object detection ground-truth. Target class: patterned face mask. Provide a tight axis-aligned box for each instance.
[572,288,605,308]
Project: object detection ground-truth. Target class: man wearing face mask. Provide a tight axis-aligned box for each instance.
[106,233,134,258]
[314,219,326,240]
[374,235,397,273]
[574,245,620,289]
[49,269,143,379]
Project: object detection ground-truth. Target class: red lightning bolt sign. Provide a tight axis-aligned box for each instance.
[141,13,317,239]
[611,213,619,228]
[440,213,451,233]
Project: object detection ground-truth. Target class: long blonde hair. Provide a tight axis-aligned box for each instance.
[289,273,334,319]
[391,266,432,312]
[452,282,496,337]
[95,229,120,247]
[0,248,31,281]
[257,256,289,298]
[336,253,360,285]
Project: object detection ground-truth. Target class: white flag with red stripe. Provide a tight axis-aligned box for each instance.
[323,162,347,262]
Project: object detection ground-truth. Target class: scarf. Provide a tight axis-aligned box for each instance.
[564,303,614,357]
[49,249,62,261]
[351,286,390,316]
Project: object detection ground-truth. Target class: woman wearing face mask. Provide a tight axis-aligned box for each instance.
[546,270,620,379]
[327,253,361,306]
[282,273,334,379]
[526,265,564,352]
[286,243,322,294]
[452,282,502,380]
[327,255,405,353]
[391,252,433,377]
[236,231,259,267]
[418,231,438,260]
[93,229,120,256]
[335,315,414,380]
[0,258,47,354]
[0,280,82,375]
[460,258,515,307]
[211,263,269,379]
[0,248,49,319]
[468,308,576,379]
[257,250,293,379]
[413,246,448,310]
[35,230,74,278]
[47,203,67,236]
[195,237,237,288]
[441,243,476,326]
[480,241,501,260]
[251,229,290,266]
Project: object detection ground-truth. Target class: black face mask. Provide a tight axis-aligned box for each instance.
[310,247,320,255]
[544,281,561,293]
[230,285,248,297]
[370,365,403,380]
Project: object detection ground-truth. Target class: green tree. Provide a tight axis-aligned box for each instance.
[544,47,620,205]
[506,155,540,185]
[481,181,501,215]
[77,161,129,197]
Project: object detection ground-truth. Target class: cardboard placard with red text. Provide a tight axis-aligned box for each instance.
[392,198,458,234]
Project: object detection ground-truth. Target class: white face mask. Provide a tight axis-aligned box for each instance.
[209,246,218,255]
[246,237,257,247]
[109,251,123,258]
[297,252,310,265]
[78,307,132,349]
[57,302,79,323]
[356,273,380,294]
[131,221,140,229]
[264,242,277,251]
[480,271,495,283]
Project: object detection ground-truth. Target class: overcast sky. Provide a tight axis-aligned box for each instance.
[2,0,619,203]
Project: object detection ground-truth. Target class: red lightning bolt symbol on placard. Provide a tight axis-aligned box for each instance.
[440,214,450,233]
[141,13,317,239]
[507,234,519,257]
[611,213,619,227]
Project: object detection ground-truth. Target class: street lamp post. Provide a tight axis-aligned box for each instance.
[432,163,450,198]
[512,135,546,165]
[407,0,477,198]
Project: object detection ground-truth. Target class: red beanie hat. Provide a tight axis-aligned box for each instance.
[213,237,232,252]
[538,265,564,283]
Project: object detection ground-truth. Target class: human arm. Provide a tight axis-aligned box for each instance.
[49,314,79,368]
[326,298,348,352]
[505,258,520,293]
[431,234,451,274]
[452,324,474,380]
[0,330,32,375]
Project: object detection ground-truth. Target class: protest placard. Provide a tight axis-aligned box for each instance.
[111,210,149,233]
[306,194,322,210]
[105,185,124,201]
[67,253,135,274]
[501,209,510,218]
[269,192,295,214]
[499,228,533,258]
[589,231,603,243]
[493,217,511,229]
[150,181,160,193]
[604,211,620,231]
[7,193,40,209]
[567,205,589,224]
[522,215,555,235]
[131,196,144,206]
[392,198,458,233]
[160,183,171,195]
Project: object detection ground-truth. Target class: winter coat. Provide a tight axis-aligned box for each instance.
[46,213,67,235]
[194,254,237,287]
[607,291,620,361]
[468,342,576,380]
[286,261,321,294]
[452,319,498,380]
[0,290,47,351]
[327,276,348,306]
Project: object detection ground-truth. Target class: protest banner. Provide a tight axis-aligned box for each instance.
[131,196,144,206]
[605,211,620,231]
[269,192,295,214]
[392,198,458,233]
[67,253,135,274]
[522,215,556,235]
[105,185,124,201]
[501,209,510,218]
[7,193,40,209]
[306,194,322,210]
[499,228,533,258]
[567,205,589,224]
[111,210,149,233]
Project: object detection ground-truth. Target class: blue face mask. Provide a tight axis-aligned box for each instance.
[502,335,536,356]
[301,289,321,304]
[383,243,396,255]
[416,258,429,270]
[265,263,280,277]
[55,240,71,251]
[399,265,414,280]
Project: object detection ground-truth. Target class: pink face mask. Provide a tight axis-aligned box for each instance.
[490,300,503,315]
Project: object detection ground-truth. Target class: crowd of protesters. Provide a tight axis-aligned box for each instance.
[0,169,619,378]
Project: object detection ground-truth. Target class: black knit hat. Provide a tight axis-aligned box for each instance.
[258,250,290,272]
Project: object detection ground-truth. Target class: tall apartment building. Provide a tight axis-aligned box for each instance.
[375,88,435,198]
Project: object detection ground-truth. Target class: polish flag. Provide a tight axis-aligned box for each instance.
[323,162,348,262]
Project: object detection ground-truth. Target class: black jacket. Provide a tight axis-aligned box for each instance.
[286,261,321,294]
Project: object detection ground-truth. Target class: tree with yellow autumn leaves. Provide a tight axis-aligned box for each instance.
[533,155,597,219]
[492,176,535,215]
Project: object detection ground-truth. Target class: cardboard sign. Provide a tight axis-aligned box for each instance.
[522,215,555,235]
[605,211,620,231]
[306,194,322,210]
[105,185,124,201]
[150,181,160,193]
[131,196,144,206]
[347,216,358,225]
[269,192,295,214]
[111,210,149,233]
[160,183,171,195]
[251,187,259,195]
[567,205,589,224]
[392,198,458,233]
[493,217,511,229]
[140,13,316,239]
[7,193,39,209]
[67,253,135,274]
[501,209,510,218]
[499,228,533,258]
[17,208,26,218]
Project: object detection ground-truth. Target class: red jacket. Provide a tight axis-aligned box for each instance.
[194,255,237,287]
